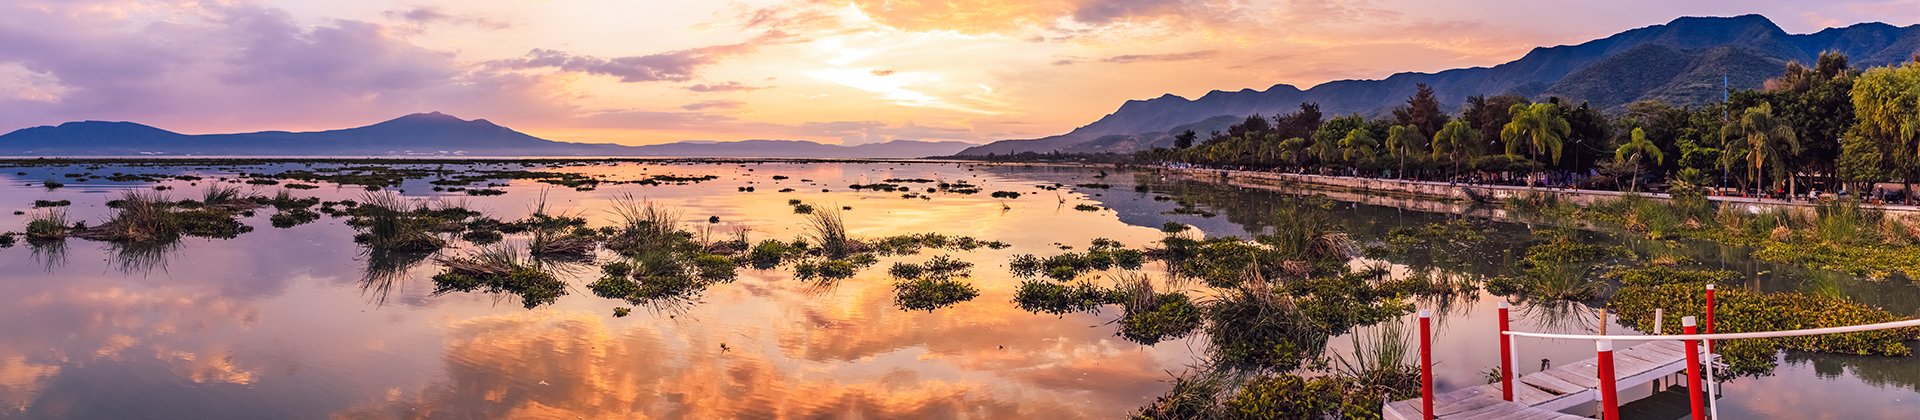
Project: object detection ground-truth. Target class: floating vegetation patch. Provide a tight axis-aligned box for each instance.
[1116,284,1202,345]
[1009,238,1144,281]
[431,245,566,309]
[990,191,1022,199]
[1607,265,1920,375]
[31,200,70,208]
[72,189,255,243]
[270,208,321,228]
[1073,204,1102,212]
[347,192,460,253]
[793,254,878,281]
[893,261,980,312]
[1013,280,1119,315]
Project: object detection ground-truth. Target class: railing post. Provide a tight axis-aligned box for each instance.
[1683,317,1705,420]
[1704,284,1716,335]
[1654,308,1664,334]
[1596,340,1619,420]
[1419,309,1434,420]
[1497,301,1513,401]
[1704,284,1718,420]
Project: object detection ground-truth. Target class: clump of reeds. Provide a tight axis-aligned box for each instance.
[431,244,565,309]
[353,191,446,252]
[24,209,70,241]
[604,193,686,254]
[79,190,177,243]
[803,205,857,257]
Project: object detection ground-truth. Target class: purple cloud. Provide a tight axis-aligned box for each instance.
[687,81,767,92]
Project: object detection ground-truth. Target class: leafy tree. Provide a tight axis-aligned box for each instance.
[1722,102,1802,196]
[1850,61,1920,199]
[1838,133,1886,194]
[1385,125,1426,178]
[1275,103,1323,140]
[1501,103,1570,166]
[1753,51,1856,189]
[1614,128,1665,192]
[1463,94,1529,150]
[1340,128,1379,164]
[1393,84,1449,138]
[1431,119,1483,178]
[1174,130,1197,149]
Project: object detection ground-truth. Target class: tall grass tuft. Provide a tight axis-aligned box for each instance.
[24,209,70,240]
[803,204,856,257]
[97,190,177,243]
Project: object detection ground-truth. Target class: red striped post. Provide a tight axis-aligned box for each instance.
[1497,301,1513,401]
[1682,317,1705,420]
[1596,340,1620,420]
[1419,309,1434,420]
[1704,284,1716,335]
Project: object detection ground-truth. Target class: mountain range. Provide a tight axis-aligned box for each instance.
[0,112,974,158]
[956,14,1920,156]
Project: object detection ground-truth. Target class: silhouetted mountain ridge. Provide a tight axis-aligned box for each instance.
[957,14,1920,156]
[0,112,974,158]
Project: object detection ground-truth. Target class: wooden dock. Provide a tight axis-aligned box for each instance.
[1383,341,1698,420]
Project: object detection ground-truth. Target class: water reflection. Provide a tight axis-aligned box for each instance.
[1,161,1916,418]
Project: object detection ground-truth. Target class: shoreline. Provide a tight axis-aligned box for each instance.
[1155,166,1920,216]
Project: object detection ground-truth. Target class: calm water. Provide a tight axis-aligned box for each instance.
[1,160,1916,419]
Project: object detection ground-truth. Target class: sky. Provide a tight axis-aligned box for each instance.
[1,0,1916,146]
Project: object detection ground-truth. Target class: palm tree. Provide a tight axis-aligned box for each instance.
[1720,103,1801,198]
[1340,128,1378,166]
[1613,128,1665,192]
[1386,125,1426,179]
[1500,103,1570,167]
[1432,120,1483,181]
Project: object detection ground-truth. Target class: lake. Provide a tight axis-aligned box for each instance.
[1,159,1916,419]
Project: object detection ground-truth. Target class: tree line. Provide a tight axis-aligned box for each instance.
[1133,52,1920,202]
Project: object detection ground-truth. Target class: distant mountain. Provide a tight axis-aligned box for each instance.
[957,15,1920,156]
[0,112,973,158]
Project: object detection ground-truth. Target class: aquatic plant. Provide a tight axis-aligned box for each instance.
[1012,280,1117,316]
[1118,290,1203,344]
[892,277,980,311]
[31,200,70,208]
[1204,289,1328,372]
[461,229,504,244]
[802,205,855,257]
[1008,238,1145,281]
[888,255,973,280]
[269,208,321,228]
[24,209,69,241]
[746,239,800,269]
[431,244,566,309]
[1609,265,1920,375]
[350,191,447,252]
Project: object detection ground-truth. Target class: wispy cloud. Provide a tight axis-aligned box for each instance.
[1102,50,1218,63]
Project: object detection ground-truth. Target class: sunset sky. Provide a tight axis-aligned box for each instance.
[2,0,1915,145]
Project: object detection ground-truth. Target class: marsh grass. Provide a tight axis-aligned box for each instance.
[353,191,447,252]
[24,209,69,241]
[432,243,566,309]
[803,205,855,257]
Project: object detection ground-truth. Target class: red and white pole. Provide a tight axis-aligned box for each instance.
[1420,309,1434,420]
[1703,284,1719,419]
[1497,301,1513,401]
[1683,317,1705,420]
[1596,340,1620,420]
[1704,284,1716,335]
